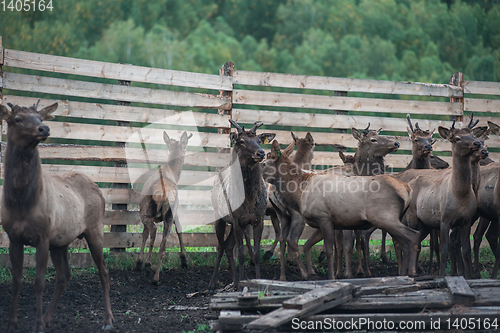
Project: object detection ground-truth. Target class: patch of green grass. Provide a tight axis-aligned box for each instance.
[182,322,213,333]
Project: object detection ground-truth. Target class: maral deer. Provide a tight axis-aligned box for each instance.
[1,102,113,333]
[403,119,487,278]
[208,120,275,291]
[135,131,192,285]
[262,140,419,280]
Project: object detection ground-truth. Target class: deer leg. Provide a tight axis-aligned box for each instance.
[253,221,264,279]
[334,230,344,278]
[224,226,237,287]
[428,229,440,275]
[86,230,114,330]
[233,222,245,290]
[244,225,255,265]
[439,224,451,278]
[358,230,372,277]
[208,219,227,291]
[303,228,323,278]
[318,218,335,280]
[450,228,459,276]
[417,227,430,273]
[354,230,364,276]
[344,230,355,279]
[277,211,292,281]
[380,230,389,263]
[145,222,158,270]
[173,214,188,268]
[6,241,24,333]
[474,218,490,278]
[459,223,473,279]
[264,210,280,261]
[135,220,151,271]
[34,239,50,333]
[43,245,71,327]
[286,214,309,279]
[151,211,174,285]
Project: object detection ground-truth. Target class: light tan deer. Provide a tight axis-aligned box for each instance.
[403,119,487,278]
[262,140,419,281]
[135,131,192,285]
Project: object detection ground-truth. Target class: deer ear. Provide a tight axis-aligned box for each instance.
[351,128,362,141]
[0,104,12,120]
[180,131,190,149]
[305,132,314,143]
[283,141,294,157]
[271,140,281,153]
[163,131,173,148]
[38,102,58,121]
[291,132,298,142]
[339,150,347,164]
[230,132,238,144]
[258,133,276,145]
[488,121,500,136]
[472,126,488,139]
[438,126,452,140]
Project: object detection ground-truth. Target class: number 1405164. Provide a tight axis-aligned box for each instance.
[1,0,53,11]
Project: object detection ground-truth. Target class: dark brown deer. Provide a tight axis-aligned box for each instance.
[208,120,275,291]
[1,102,113,332]
[262,140,419,281]
[403,119,487,278]
[135,131,192,285]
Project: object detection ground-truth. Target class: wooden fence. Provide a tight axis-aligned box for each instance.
[0,37,499,259]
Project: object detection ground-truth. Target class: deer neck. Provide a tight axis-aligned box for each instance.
[272,161,310,211]
[410,155,432,170]
[293,148,313,170]
[354,150,385,176]
[3,141,43,209]
[163,149,185,183]
[451,154,473,197]
[470,158,481,196]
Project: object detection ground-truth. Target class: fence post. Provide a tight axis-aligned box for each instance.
[218,62,234,138]
[110,79,131,253]
[332,91,348,155]
[449,72,464,123]
[0,36,3,179]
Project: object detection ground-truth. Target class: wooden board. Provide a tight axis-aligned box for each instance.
[3,95,230,128]
[464,98,500,113]
[233,71,462,97]
[2,72,231,110]
[233,89,463,115]
[4,49,233,91]
[35,146,231,167]
[465,81,500,95]
[445,276,476,306]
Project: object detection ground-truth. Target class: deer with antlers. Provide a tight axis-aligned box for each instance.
[402,116,487,278]
[208,120,275,291]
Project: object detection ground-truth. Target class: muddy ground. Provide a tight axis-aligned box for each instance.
[0,255,417,333]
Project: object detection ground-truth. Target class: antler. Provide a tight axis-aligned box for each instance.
[363,123,371,135]
[249,121,264,134]
[34,99,41,110]
[415,122,422,132]
[467,112,479,129]
[406,114,415,133]
[187,133,194,139]
[229,119,244,134]
[451,119,456,130]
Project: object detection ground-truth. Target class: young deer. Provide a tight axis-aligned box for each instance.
[1,102,113,332]
[403,118,487,278]
[208,120,275,291]
[262,140,419,281]
[135,131,192,285]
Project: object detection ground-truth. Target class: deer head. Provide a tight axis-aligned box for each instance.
[229,119,275,163]
[406,114,435,158]
[0,101,58,148]
[438,114,487,157]
[351,123,400,157]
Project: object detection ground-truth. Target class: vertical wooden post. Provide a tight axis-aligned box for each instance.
[332,90,348,152]
[217,62,234,238]
[110,79,131,253]
[0,36,4,180]
[449,72,464,123]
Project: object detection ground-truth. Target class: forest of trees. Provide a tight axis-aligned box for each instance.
[1,0,499,84]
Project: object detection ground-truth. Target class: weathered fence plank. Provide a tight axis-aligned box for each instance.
[233,89,463,115]
[4,49,233,90]
[464,81,500,95]
[233,71,463,97]
[2,72,231,109]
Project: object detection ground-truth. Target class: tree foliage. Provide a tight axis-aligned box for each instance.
[1,0,498,82]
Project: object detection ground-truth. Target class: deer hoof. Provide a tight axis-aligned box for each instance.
[150,279,160,286]
[263,251,274,261]
[102,324,114,331]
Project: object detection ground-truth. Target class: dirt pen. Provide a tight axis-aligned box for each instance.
[1,37,500,332]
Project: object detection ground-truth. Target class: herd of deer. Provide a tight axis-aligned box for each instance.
[1,101,500,332]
